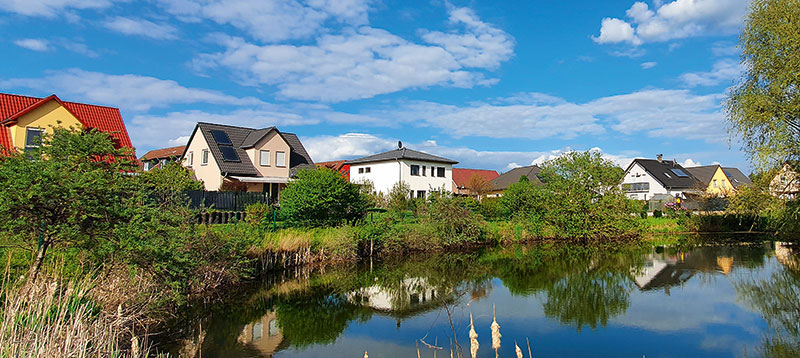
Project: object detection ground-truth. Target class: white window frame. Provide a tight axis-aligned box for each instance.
[24,127,45,151]
[187,151,194,167]
[201,149,209,166]
[143,161,151,171]
[275,151,286,167]
[259,150,270,166]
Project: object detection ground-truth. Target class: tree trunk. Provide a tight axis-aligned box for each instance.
[29,240,50,282]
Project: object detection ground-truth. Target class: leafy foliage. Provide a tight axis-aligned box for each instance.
[387,181,411,212]
[727,0,800,169]
[280,168,368,226]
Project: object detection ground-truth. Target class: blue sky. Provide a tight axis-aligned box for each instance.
[0,0,752,172]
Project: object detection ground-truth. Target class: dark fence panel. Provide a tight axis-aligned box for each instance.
[184,190,269,211]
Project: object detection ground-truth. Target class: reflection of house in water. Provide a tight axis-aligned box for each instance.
[633,249,739,294]
[237,310,284,357]
[347,278,449,318]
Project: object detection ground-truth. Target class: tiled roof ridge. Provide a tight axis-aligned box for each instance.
[197,121,273,132]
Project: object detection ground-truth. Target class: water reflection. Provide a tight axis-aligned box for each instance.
[164,239,800,358]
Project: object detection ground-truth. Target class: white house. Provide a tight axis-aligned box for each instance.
[347,145,458,199]
[621,155,699,200]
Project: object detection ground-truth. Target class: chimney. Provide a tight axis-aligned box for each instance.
[657,154,663,163]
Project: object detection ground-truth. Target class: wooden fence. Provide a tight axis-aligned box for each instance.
[184,190,270,211]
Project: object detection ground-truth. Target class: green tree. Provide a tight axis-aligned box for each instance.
[726,0,800,170]
[137,162,202,207]
[0,128,135,279]
[279,168,368,226]
[387,181,411,212]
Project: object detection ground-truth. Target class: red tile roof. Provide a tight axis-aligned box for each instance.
[0,92,133,150]
[452,168,500,188]
[0,127,12,155]
[316,160,350,180]
[140,145,186,161]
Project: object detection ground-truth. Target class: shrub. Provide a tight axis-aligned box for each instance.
[425,195,487,245]
[280,168,368,227]
[653,210,663,218]
[480,197,506,220]
[245,202,274,225]
[387,181,411,212]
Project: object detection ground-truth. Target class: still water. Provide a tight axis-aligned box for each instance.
[164,239,800,358]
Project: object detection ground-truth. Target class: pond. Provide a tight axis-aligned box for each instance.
[162,239,800,358]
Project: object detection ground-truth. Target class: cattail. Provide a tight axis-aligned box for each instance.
[469,312,479,358]
[131,336,140,358]
[491,305,501,357]
[364,352,368,358]
[515,341,523,358]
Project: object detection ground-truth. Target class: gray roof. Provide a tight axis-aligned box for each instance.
[629,159,699,189]
[722,167,752,188]
[240,127,276,148]
[684,165,720,186]
[188,122,314,177]
[491,165,543,191]
[346,147,458,165]
[280,132,315,176]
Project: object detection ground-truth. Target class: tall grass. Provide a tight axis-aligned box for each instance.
[0,274,157,357]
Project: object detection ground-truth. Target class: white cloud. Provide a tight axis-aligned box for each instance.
[194,5,513,102]
[593,17,640,45]
[0,0,114,17]
[156,0,370,43]
[682,158,701,167]
[129,109,318,149]
[640,61,657,69]
[103,16,179,40]
[594,0,750,45]
[372,89,727,143]
[1,69,266,111]
[421,5,515,69]
[680,59,742,87]
[301,132,640,171]
[711,42,739,56]
[14,38,50,51]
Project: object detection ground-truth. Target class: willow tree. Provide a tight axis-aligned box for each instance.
[726,0,800,170]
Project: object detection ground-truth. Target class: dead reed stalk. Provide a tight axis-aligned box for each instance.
[469,312,479,358]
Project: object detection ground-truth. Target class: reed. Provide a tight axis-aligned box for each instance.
[469,312,479,358]
[0,274,156,357]
[491,305,501,357]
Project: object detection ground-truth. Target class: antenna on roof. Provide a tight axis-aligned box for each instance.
[398,141,403,149]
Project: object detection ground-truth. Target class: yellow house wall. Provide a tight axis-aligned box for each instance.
[182,131,223,191]
[706,167,733,195]
[244,131,291,178]
[9,100,82,150]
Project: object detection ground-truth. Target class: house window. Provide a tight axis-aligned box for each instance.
[422,166,426,176]
[187,151,193,167]
[358,168,364,174]
[24,127,45,152]
[143,161,151,171]
[365,167,371,173]
[201,149,209,165]
[410,165,420,176]
[276,151,286,167]
[259,150,270,166]
[160,159,167,167]
[417,190,426,199]
[713,179,718,188]
[437,167,445,177]
[722,181,727,188]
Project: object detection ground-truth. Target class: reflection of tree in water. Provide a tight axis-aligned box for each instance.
[736,243,800,357]
[275,288,372,347]
[543,271,631,331]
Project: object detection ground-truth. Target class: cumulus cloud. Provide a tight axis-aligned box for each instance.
[594,0,750,45]
[13,38,50,51]
[194,5,513,102]
[155,0,371,43]
[0,0,114,17]
[679,59,742,87]
[682,158,702,167]
[1,69,266,111]
[103,16,179,40]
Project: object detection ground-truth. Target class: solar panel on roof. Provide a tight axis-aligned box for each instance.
[218,146,240,162]
[210,130,232,145]
[670,168,689,177]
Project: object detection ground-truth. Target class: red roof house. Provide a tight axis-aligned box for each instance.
[0,92,133,155]
[452,168,500,197]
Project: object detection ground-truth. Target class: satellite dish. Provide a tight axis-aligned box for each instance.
[398,141,403,149]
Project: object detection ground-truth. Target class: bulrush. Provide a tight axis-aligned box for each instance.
[491,305,501,357]
[469,312,479,358]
